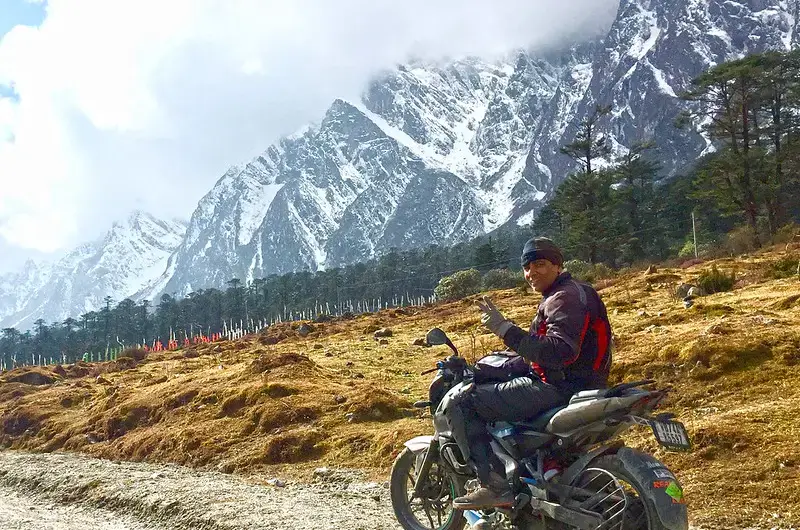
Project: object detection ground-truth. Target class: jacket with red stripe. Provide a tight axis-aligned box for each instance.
[502,272,612,395]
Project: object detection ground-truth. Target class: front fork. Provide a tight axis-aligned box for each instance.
[413,438,440,498]
[413,439,489,529]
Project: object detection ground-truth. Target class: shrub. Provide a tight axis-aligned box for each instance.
[564,260,614,284]
[434,269,481,301]
[773,223,800,245]
[767,256,800,279]
[678,232,726,259]
[481,268,524,291]
[697,264,736,294]
[678,240,696,258]
[118,347,148,361]
[724,226,758,255]
[564,260,591,280]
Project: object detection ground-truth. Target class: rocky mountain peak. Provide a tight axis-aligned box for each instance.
[0,213,187,329]
[3,0,799,326]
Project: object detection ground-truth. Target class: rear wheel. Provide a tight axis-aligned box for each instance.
[390,448,466,530]
[570,455,670,530]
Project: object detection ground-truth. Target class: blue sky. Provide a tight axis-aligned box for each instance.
[0,0,44,101]
[0,0,45,38]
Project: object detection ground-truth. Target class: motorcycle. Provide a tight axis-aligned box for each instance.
[389,327,691,530]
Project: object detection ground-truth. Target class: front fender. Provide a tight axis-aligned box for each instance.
[616,447,689,530]
[403,435,434,454]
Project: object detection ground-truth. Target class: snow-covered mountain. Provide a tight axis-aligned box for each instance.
[0,212,186,330]
[154,0,799,297]
[3,0,798,324]
[524,0,800,189]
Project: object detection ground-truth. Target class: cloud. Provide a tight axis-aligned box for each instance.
[0,0,619,265]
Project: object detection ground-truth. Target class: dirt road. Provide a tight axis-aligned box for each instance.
[0,485,169,530]
[0,451,400,530]
[0,450,734,529]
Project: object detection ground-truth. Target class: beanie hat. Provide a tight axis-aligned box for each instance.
[520,237,564,268]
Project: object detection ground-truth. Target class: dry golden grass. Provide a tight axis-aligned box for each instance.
[2,246,800,528]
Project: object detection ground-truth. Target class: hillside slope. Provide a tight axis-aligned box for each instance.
[2,247,800,529]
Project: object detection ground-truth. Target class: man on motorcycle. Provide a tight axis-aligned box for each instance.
[450,237,613,510]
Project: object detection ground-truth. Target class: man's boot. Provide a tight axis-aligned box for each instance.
[452,472,515,510]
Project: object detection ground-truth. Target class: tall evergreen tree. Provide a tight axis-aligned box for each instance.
[560,104,613,175]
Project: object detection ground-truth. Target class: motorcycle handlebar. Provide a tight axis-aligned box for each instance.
[420,357,470,376]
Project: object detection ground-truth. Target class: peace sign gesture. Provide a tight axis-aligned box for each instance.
[476,296,513,338]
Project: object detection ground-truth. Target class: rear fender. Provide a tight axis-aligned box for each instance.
[616,447,689,530]
[561,442,623,488]
[403,435,434,454]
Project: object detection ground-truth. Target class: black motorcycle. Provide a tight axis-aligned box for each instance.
[389,328,690,530]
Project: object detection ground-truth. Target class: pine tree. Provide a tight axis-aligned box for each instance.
[473,240,496,271]
[555,103,615,263]
[679,54,795,246]
[560,104,613,175]
[611,142,662,262]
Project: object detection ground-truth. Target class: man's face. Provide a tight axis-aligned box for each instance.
[523,259,561,293]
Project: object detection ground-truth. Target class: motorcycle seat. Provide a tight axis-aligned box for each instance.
[512,405,568,432]
[569,380,656,404]
[569,389,607,404]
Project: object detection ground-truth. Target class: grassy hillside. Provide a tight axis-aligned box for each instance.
[2,246,800,529]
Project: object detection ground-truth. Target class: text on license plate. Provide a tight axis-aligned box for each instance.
[650,419,692,451]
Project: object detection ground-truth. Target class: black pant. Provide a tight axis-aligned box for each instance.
[450,376,568,484]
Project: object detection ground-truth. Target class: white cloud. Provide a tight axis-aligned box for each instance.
[0,0,619,267]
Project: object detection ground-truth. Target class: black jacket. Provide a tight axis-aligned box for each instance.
[502,272,612,394]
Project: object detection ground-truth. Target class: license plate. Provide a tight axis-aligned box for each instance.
[650,419,692,451]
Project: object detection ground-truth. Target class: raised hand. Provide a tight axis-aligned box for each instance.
[476,296,513,338]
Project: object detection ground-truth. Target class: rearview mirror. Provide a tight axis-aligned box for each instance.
[425,327,449,346]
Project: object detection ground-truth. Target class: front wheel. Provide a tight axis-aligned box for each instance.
[390,448,466,530]
[571,454,681,530]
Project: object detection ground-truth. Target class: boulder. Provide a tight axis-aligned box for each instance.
[373,328,393,338]
[687,286,707,298]
[676,283,695,298]
[704,323,732,335]
[313,467,331,478]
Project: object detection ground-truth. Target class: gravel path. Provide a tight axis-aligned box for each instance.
[0,485,168,530]
[0,451,724,530]
[0,451,402,530]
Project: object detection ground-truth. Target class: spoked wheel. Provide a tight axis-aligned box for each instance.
[571,455,669,530]
[390,448,466,530]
